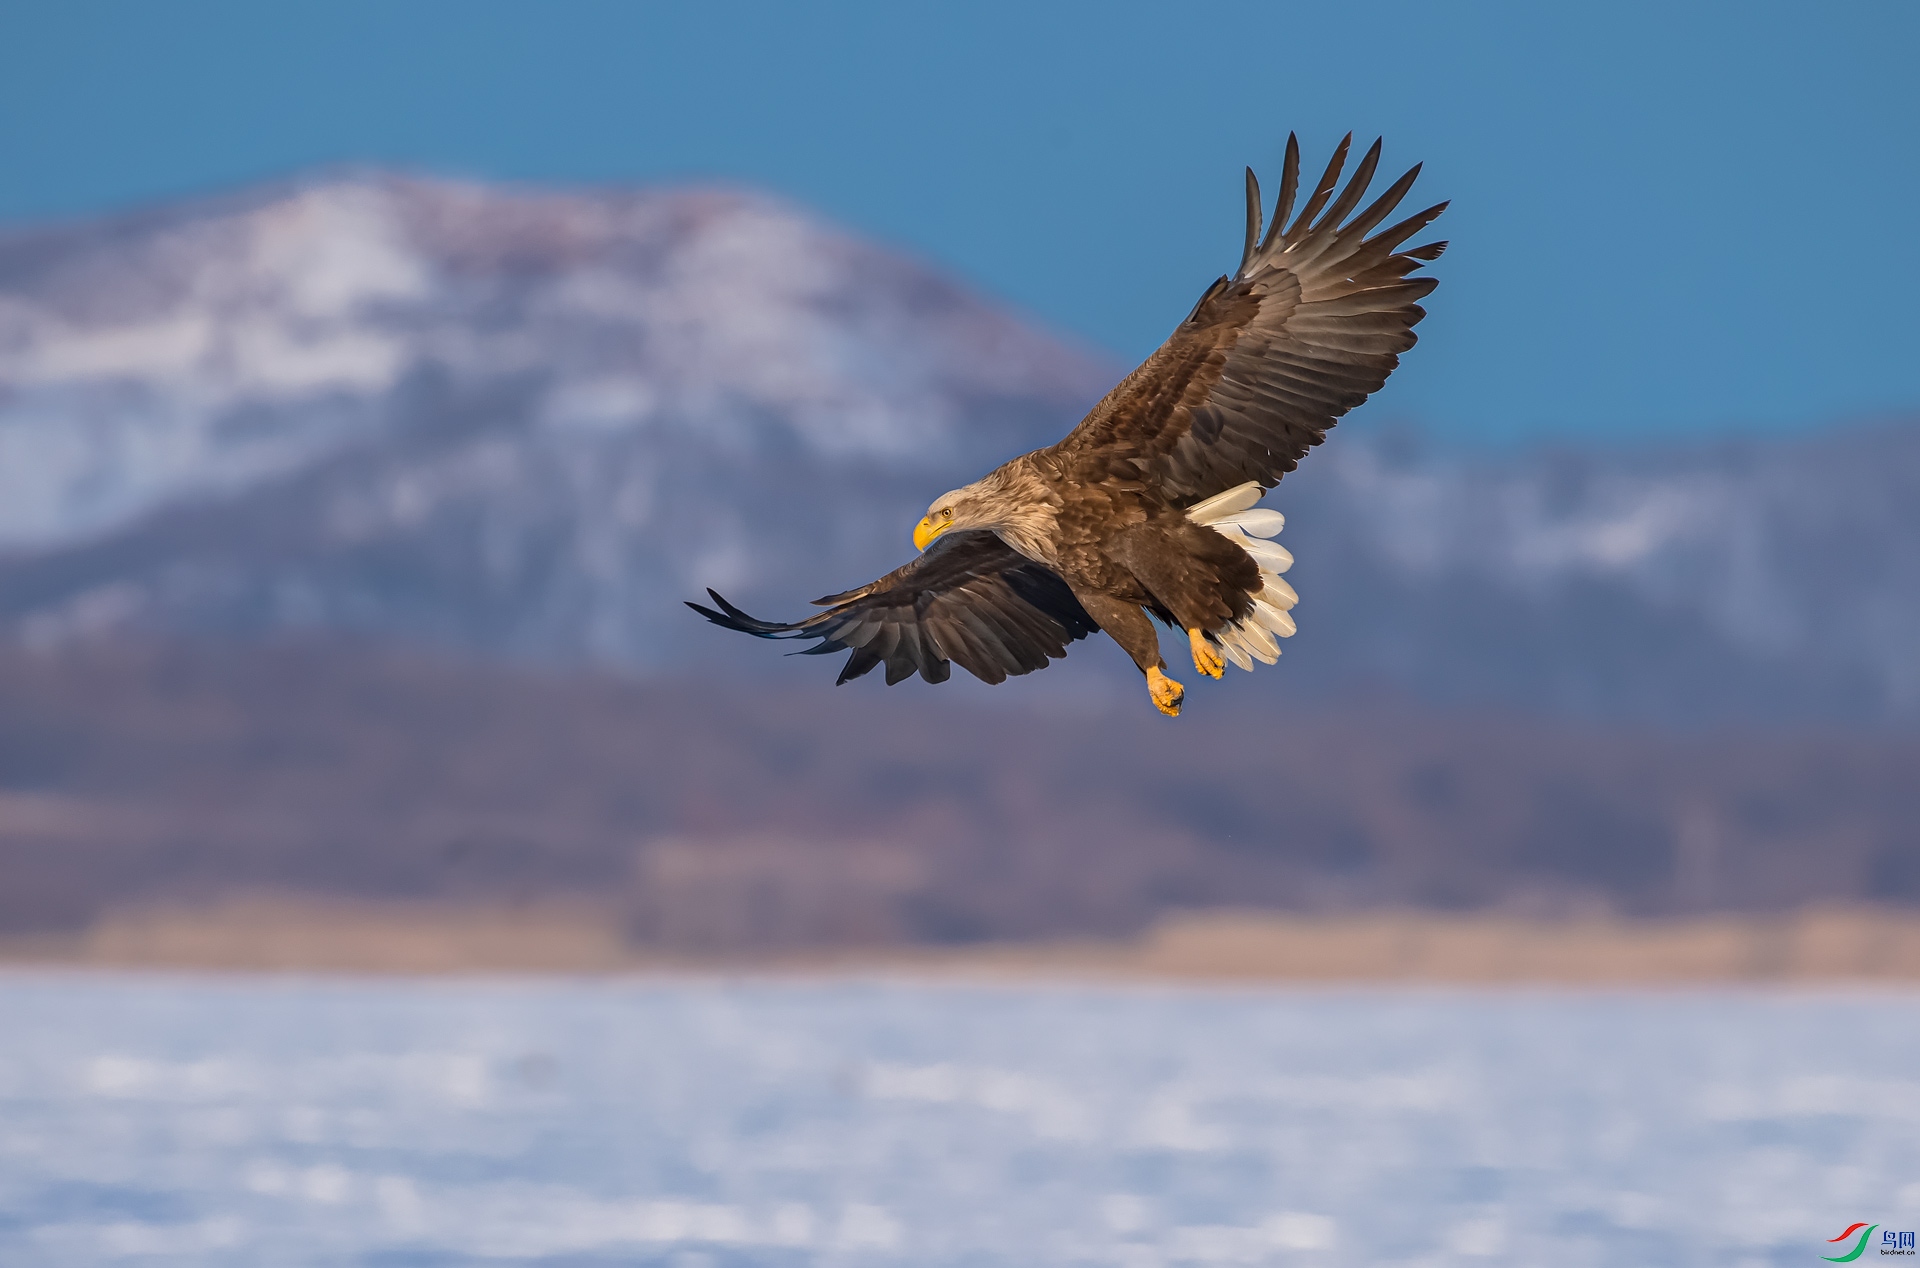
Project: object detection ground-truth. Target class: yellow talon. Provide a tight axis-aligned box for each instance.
[1188,627,1224,679]
[1146,665,1185,717]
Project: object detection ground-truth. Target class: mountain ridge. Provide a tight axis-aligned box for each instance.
[2,170,1916,722]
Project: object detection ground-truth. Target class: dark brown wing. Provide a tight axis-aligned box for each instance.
[686,531,1098,686]
[1052,133,1447,501]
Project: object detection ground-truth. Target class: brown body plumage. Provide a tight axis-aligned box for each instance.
[691,134,1447,715]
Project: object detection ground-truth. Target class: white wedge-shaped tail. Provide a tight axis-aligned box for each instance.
[1186,480,1298,672]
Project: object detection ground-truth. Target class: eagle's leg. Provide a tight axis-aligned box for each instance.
[1188,628,1225,679]
[1072,588,1183,717]
[1107,522,1254,696]
[1146,666,1186,717]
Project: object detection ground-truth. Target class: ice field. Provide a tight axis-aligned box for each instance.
[2,974,1916,1266]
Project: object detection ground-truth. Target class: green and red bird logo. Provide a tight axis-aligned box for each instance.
[1823,1223,1878,1263]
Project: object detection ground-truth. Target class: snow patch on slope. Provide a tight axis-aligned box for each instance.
[0,175,1106,553]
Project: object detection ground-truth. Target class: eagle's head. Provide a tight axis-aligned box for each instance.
[914,463,1057,558]
[913,488,977,551]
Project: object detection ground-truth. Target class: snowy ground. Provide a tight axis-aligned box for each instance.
[1,974,1916,1266]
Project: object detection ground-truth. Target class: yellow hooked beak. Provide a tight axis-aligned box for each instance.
[913,515,948,552]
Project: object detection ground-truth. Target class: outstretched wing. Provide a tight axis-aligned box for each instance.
[1053,133,1446,501]
[687,531,1098,686]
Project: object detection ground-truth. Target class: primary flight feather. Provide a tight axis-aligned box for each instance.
[689,134,1447,716]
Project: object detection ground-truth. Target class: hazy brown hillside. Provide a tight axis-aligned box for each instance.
[4,641,1915,951]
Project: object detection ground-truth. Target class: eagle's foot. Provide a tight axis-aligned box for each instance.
[1146,666,1185,716]
[1188,628,1225,679]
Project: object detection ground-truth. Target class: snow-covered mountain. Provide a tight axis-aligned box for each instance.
[0,173,1113,666]
[1,172,1915,722]
[1283,421,1920,720]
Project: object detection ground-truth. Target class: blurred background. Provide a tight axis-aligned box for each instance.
[2,0,1918,961]
[2,3,1920,1262]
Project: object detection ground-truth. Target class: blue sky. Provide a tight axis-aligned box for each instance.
[2,1,1915,445]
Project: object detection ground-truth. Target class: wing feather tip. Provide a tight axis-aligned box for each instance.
[1239,165,1263,275]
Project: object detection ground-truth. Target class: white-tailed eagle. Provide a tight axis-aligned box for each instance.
[691,134,1446,715]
